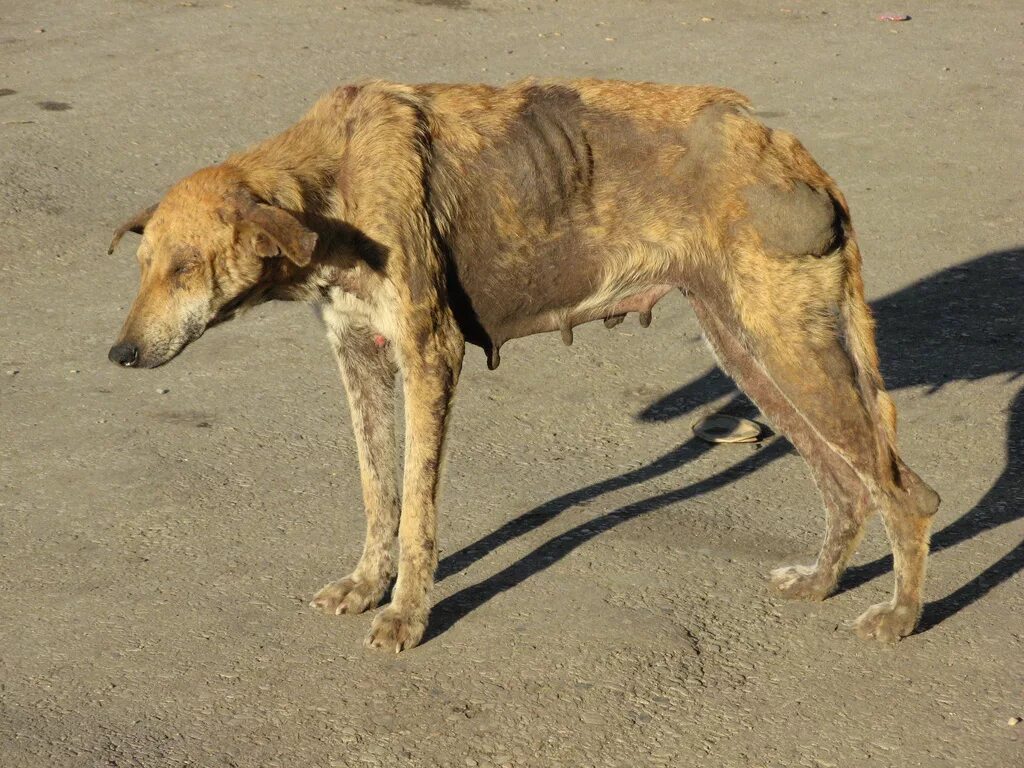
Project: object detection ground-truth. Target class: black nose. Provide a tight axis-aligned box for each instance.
[108,341,139,367]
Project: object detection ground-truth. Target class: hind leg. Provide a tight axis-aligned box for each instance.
[689,291,936,640]
[690,296,872,600]
[855,459,939,641]
[769,465,870,601]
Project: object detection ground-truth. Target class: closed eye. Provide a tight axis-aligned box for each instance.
[173,261,197,276]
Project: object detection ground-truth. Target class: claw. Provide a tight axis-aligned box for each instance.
[561,325,573,346]
[639,310,652,328]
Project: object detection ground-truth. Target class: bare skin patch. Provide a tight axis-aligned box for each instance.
[743,181,841,257]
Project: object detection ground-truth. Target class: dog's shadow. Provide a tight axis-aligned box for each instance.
[425,246,1024,642]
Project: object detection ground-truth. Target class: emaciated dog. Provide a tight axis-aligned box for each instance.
[107,80,940,652]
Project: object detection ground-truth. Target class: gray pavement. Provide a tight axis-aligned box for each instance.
[1,2,1022,766]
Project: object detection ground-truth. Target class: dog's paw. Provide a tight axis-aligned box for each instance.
[365,605,426,653]
[309,576,385,616]
[769,564,833,601]
[853,601,920,643]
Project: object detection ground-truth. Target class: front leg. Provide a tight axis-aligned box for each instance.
[367,318,463,652]
[311,318,400,616]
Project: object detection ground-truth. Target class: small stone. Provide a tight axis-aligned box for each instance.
[1009,716,1021,726]
[70,369,79,374]
[35,27,45,33]
[6,369,18,376]
[157,388,170,394]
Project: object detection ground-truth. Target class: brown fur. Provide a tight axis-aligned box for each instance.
[108,79,938,651]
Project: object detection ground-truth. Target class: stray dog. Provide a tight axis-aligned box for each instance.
[108,79,940,651]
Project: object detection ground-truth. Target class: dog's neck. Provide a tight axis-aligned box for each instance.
[223,124,387,305]
[225,120,343,215]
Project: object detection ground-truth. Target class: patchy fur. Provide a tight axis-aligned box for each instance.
[108,78,938,651]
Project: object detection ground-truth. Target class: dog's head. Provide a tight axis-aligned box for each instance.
[107,165,317,368]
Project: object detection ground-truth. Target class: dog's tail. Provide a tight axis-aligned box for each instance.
[833,191,940,515]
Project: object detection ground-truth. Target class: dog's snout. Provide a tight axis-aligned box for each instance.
[108,341,139,367]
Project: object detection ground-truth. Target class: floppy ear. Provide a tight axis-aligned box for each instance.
[108,203,158,254]
[238,204,317,267]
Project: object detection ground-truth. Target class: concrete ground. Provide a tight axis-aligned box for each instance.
[1,1,1022,766]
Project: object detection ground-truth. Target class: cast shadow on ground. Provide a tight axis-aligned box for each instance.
[426,247,1024,642]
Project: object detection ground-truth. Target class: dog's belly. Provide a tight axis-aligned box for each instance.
[445,230,679,368]
[433,83,727,363]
